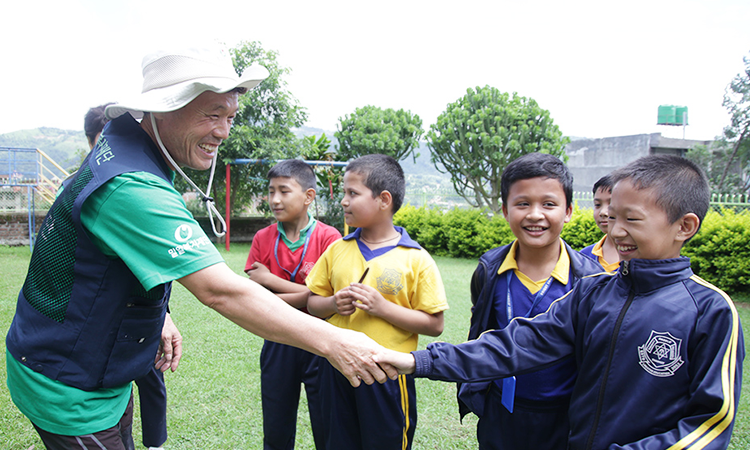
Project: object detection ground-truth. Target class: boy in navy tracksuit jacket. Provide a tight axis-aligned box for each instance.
[381,155,744,450]
[458,153,602,450]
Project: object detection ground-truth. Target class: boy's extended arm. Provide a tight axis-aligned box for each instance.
[407,291,579,382]
[609,300,744,450]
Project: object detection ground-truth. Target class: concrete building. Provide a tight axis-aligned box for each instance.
[565,133,713,193]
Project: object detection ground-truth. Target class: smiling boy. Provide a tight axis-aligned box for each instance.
[244,159,342,450]
[459,153,602,450]
[380,154,744,450]
[306,154,448,450]
[580,175,620,271]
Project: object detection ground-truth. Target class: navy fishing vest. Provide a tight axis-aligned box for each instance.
[6,114,173,391]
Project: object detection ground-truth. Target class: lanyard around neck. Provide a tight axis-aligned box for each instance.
[274,229,312,282]
[506,270,554,320]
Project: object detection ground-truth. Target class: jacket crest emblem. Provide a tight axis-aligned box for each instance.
[376,268,403,295]
[637,330,684,377]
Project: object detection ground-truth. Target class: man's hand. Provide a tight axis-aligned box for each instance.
[374,348,417,375]
[326,329,400,387]
[154,312,182,373]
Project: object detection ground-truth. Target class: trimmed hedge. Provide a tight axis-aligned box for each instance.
[681,209,750,293]
[394,205,750,294]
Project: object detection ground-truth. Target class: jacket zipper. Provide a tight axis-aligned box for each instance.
[585,260,633,450]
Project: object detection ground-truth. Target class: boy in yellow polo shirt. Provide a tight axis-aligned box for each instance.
[306,154,448,450]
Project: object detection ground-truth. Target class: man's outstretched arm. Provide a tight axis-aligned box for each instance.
[179,262,398,386]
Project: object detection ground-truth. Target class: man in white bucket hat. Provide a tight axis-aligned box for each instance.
[6,45,397,450]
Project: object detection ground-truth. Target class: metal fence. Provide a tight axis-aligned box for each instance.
[0,187,53,212]
[3,188,748,215]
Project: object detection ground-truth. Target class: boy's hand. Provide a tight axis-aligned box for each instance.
[349,283,389,317]
[374,348,416,375]
[333,288,357,316]
[246,262,271,285]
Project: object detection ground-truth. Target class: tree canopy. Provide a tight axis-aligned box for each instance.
[716,52,750,193]
[177,40,308,216]
[426,86,569,213]
[334,106,423,162]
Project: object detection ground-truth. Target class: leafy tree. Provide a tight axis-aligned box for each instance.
[686,142,748,196]
[717,52,750,193]
[300,133,347,233]
[426,86,569,213]
[177,40,308,217]
[334,106,423,162]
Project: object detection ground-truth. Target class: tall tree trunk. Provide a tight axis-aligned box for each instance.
[718,126,748,191]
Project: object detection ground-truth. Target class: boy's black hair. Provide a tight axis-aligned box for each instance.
[610,154,710,227]
[500,153,573,207]
[267,159,317,191]
[84,103,114,148]
[345,154,405,214]
[593,174,613,195]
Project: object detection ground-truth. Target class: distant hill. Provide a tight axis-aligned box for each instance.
[0,127,87,171]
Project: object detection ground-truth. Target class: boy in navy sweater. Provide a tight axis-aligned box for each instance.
[459,153,601,450]
[380,155,744,450]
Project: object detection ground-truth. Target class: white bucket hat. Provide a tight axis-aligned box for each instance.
[105,45,269,120]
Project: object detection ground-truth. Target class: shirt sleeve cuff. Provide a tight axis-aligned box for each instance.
[412,349,433,377]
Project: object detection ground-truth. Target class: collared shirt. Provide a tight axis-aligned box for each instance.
[590,235,620,272]
[497,240,570,294]
[276,211,317,252]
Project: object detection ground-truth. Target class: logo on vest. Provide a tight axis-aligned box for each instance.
[637,330,684,377]
[174,224,193,242]
[94,138,115,166]
[376,268,404,295]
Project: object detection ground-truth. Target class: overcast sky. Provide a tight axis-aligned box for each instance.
[2,0,748,141]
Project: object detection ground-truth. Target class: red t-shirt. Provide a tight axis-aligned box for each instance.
[245,221,342,284]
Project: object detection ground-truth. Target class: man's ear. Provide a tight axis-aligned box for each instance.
[304,188,316,206]
[379,190,393,211]
[676,213,701,243]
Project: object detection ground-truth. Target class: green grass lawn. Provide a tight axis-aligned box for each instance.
[0,244,748,449]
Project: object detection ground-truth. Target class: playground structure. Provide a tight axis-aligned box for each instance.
[0,147,68,249]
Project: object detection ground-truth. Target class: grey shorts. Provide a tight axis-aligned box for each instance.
[31,394,134,450]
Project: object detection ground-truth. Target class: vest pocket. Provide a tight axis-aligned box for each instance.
[101,303,165,388]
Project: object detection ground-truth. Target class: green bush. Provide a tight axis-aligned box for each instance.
[474,214,515,254]
[443,208,487,258]
[395,205,601,258]
[396,205,448,255]
[682,209,750,293]
[561,206,604,250]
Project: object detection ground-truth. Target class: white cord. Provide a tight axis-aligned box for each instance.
[150,114,227,238]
